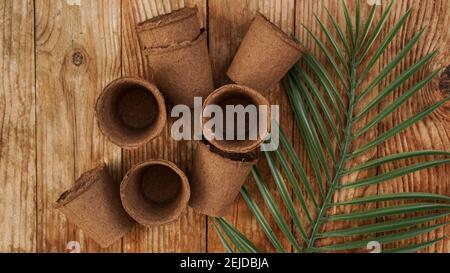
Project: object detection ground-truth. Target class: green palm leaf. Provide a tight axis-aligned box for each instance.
[327,204,450,221]
[252,167,302,252]
[313,222,447,252]
[212,219,234,253]
[353,98,450,156]
[356,8,412,87]
[318,213,449,237]
[357,0,394,63]
[215,218,259,253]
[333,193,450,206]
[214,2,450,253]
[384,237,447,253]
[358,28,426,100]
[240,187,286,253]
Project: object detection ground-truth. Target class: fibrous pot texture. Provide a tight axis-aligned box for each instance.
[96,77,166,149]
[54,164,135,248]
[120,160,190,227]
[227,12,304,93]
[137,6,201,49]
[144,31,214,108]
[190,142,259,217]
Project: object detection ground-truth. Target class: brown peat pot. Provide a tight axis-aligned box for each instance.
[96,77,167,149]
[136,6,201,50]
[144,31,214,108]
[227,12,304,93]
[54,164,135,248]
[120,160,190,227]
[190,142,259,217]
[202,84,270,154]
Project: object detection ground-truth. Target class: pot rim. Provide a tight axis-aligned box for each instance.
[136,6,198,32]
[202,84,271,154]
[254,12,305,53]
[54,163,108,209]
[197,141,259,166]
[95,77,167,149]
[120,159,191,227]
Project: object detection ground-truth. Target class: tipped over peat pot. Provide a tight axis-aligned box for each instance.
[54,164,135,248]
[120,160,190,227]
[190,142,259,217]
[96,77,167,149]
[144,31,214,108]
[136,6,201,49]
[203,84,271,154]
[227,12,304,93]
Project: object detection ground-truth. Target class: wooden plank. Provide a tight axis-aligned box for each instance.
[377,0,450,253]
[121,0,207,253]
[207,0,295,253]
[0,0,36,252]
[35,0,122,253]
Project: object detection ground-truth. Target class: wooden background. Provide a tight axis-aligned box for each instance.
[1,0,449,253]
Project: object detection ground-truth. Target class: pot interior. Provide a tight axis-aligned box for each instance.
[99,80,161,146]
[123,163,186,224]
[204,86,268,151]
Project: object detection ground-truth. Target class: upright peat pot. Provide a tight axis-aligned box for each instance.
[190,142,259,217]
[137,6,214,108]
[136,6,201,49]
[227,12,304,93]
[54,164,135,248]
[96,77,167,149]
[120,160,191,227]
[202,84,271,154]
[144,31,214,108]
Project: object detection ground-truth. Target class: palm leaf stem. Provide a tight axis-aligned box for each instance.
[306,60,359,252]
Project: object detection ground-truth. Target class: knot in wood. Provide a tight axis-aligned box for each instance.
[440,65,450,93]
[72,51,84,66]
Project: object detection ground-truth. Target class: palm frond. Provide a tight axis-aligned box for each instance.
[215,217,259,253]
[252,167,302,252]
[240,187,287,253]
[333,193,450,206]
[384,237,447,253]
[318,213,449,237]
[214,2,450,253]
[313,222,447,252]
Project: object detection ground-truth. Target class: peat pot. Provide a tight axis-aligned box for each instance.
[120,160,191,227]
[227,12,304,93]
[202,84,270,154]
[96,77,167,149]
[190,142,259,217]
[54,164,135,248]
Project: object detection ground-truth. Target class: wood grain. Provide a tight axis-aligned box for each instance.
[377,0,450,253]
[35,0,122,253]
[121,0,207,253]
[207,0,296,253]
[0,0,449,253]
[0,0,36,252]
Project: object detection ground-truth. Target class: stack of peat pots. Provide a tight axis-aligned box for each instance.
[54,7,303,248]
[190,12,304,217]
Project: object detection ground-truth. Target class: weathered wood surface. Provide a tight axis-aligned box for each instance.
[0,0,448,252]
[0,0,36,252]
[376,0,450,253]
[35,0,123,253]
